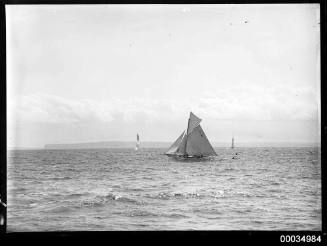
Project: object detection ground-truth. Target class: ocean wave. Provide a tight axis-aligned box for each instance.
[124,187,145,192]
[50,176,72,181]
[9,187,27,193]
[269,181,280,186]
[142,176,155,180]
[65,192,90,199]
[231,207,254,215]
[46,205,72,213]
[163,213,189,219]
[78,192,143,208]
[157,192,202,200]
[267,188,280,193]
[103,193,141,204]
[29,202,39,207]
[128,210,189,219]
[222,167,237,172]
[193,207,223,215]
[79,199,106,208]
[128,210,159,217]
[229,191,260,198]
[211,190,225,198]
[149,190,227,200]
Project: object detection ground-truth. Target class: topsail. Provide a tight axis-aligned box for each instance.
[187,112,202,134]
[165,112,217,158]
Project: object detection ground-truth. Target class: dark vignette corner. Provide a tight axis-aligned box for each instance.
[0,0,324,243]
[320,0,327,238]
[0,0,6,235]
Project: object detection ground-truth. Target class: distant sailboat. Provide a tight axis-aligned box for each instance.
[231,136,235,149]
[135,133,140,151]
[165,112,217,158]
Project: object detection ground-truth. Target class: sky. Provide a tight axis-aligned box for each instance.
[6,4,320,148]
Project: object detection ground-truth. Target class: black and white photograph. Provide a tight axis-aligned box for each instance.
[5,4,321,232]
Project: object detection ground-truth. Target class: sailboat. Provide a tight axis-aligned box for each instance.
[135,133,140,151]
[231,136,235,149]
[165,112,217,158]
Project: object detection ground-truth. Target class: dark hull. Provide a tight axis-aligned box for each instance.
[165,153,216,162]
[165,154,203,158]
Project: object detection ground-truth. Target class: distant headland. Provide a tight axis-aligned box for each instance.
[44,141,170,149]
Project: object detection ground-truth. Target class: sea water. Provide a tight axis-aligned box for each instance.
[7,147,321,231]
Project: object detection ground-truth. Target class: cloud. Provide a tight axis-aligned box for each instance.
[8,83,318,127]
[7,84,319,148]
[8,94,176,125]
[197,84,318,121]
[8,94,113,124]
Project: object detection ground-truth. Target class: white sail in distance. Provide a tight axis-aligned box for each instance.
[135,133,140,151]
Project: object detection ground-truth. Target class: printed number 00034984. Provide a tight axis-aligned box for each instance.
[280,235,321,243]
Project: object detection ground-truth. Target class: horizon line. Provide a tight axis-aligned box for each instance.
[7,140,321,150]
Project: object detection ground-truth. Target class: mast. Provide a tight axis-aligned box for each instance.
[184,115,191,157]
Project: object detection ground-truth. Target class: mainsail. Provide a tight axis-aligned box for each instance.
[185,125,217,156]
[231,137,234,149]
[165,112,217,157]
[135,133,140,150]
